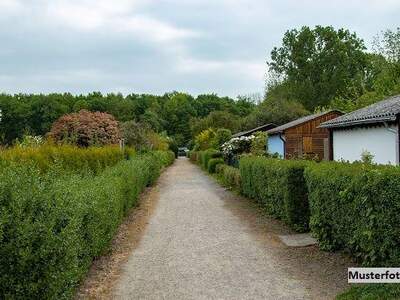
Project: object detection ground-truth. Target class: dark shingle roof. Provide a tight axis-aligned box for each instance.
[267,110,341,135]
[232,123,276,138]
[320,95,400,128]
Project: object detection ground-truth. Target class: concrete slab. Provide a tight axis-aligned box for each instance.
[278,233,318,247]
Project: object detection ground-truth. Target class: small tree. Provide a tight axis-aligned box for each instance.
[213,128,232,149]
[49,110,120,147]
[250,131,267,156]
[120,120,150,150]
[194,128,216,150]
[361,150,374,164]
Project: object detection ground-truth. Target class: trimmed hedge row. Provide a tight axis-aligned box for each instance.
[0,145,135,174]
[207,158,224,173]
[198,149,222,170]
[190,150,400,267]
[0,151,174,299]
[215,164,241,189]
[305,162,400,266]
[240,156,310,232]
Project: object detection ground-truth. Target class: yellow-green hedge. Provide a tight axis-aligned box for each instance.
[0,145,135,173]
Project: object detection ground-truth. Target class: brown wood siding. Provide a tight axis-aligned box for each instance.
[284,111,342,160]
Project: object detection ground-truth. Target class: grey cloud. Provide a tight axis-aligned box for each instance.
[0,0,399,97]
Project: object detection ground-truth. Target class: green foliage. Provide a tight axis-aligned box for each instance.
[190,111,240,138]
[240,156,310,232]
[15,135,44,148]
[207,158,224,174]
[242,97,308,130]
[250,131,267,156]
[305,162,400,266]
[268,25,369,110]
[188,150,198,162]
[194,128,216,151]
[215,164,241,189]
[329,28,400,113]
[198,149,222,170]
[0,92,250,146]
[213,128,232,149]
[120,120,151,150]
[0,144,132,174]
[337,284,400,300]
[0,151,174,299]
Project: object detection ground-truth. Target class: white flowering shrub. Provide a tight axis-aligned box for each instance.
[17,135,44,148]
[221,135,254,156]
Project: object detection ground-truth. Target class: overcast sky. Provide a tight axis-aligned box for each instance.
[0,0,399,98]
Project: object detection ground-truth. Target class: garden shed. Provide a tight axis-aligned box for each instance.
[319,95,400,165]
[267,110,342,159]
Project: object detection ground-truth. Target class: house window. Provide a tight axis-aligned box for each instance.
[303,137,313,153]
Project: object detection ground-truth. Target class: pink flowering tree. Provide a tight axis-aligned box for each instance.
[49,110,120,147]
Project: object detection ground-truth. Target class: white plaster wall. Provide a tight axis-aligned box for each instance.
[333,125,398,165]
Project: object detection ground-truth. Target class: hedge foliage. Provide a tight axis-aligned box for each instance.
[0,150,174,299]
[0,145,135,174]
[240,156,310,232]
[190,150,400,267]
[198,149,222,170]
[215,164,241,189]
[305,162,400,266]
[207,158,224,174]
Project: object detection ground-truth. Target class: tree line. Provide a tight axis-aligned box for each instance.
[0,26,399,147]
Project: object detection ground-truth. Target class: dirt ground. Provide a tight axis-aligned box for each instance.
[77,157,353,300]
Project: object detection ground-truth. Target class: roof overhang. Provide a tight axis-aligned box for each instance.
[319,115,397,129]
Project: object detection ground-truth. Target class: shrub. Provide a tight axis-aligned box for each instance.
[194,128,216,150]
[0,151,174,299]
[199,149,222,169]
[207,158,224,173]
[48,110,120,147]
[188,151,198,162]
[213,128,232,148]
[305,162,400,266]
[120,120,150,150]
[250,131,267,156]
[240,156,310,232]
[216,164,241,189]
[0,144,133,174]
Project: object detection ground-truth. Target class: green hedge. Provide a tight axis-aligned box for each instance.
[188,150,198,162]
[0,151,174,299]
[207,158,224,173]
[198,150,222,169]
[240,156,310,232]
[0,145,135,174]
[216,164,241,189]
[305,162,400,266]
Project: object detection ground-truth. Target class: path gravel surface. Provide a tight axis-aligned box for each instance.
[113,158,350,300]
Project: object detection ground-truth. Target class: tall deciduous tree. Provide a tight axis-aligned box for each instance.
[268,26,369,110]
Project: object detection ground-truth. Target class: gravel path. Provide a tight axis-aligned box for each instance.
[113,158,350,300]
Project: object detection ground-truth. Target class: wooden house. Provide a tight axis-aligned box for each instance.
[267,110,342,160]
[319,95,400,165]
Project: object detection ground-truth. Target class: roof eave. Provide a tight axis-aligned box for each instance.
[319,115,397,129]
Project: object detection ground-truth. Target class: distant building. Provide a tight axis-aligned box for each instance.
[319,95,400,165]
[232,123,276,138]
[267,110,342,160]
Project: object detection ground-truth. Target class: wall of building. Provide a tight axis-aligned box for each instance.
[267,134,284,157]
[284,111,341,160]
[333,124,398,165]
